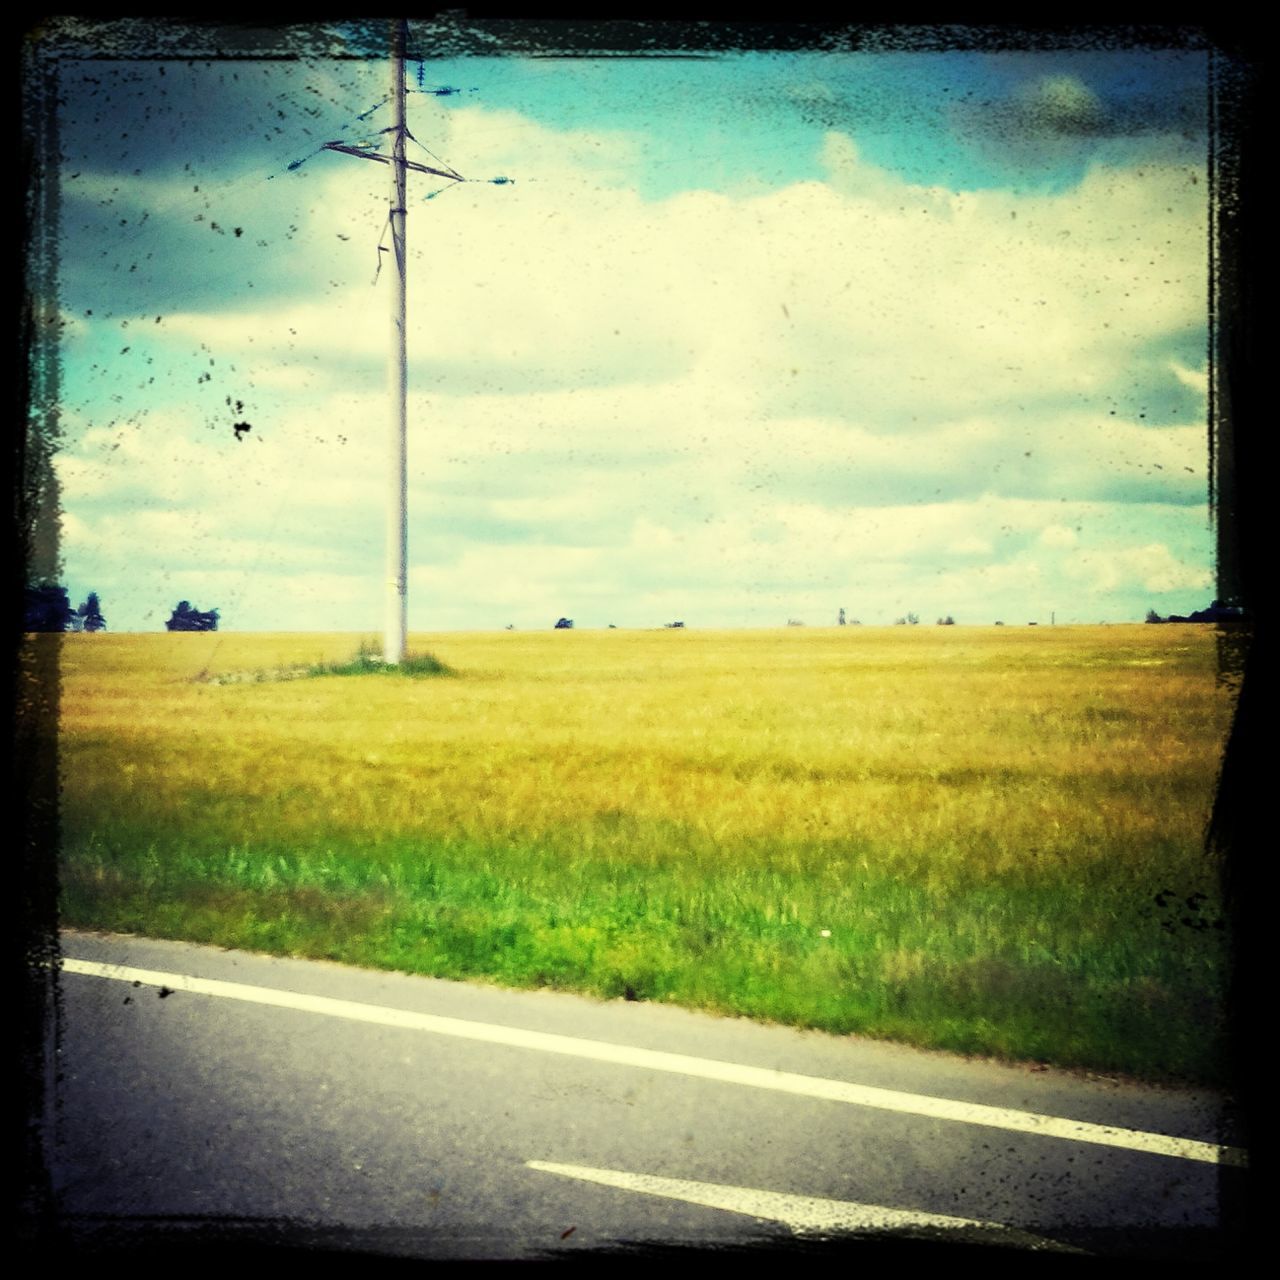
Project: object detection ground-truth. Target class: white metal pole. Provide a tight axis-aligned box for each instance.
[385,18,409,666]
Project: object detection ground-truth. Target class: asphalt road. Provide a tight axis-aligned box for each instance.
[35,930,1247,1263]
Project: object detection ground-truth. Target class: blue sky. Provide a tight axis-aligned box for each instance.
[36,23,1219,631]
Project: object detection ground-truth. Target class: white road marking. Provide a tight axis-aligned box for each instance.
[60,956,1245,1167]
[526,1160,1083,1250]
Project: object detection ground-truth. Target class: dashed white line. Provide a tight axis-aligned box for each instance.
[526,1161,1084,1250]
[60,956,1245,1167]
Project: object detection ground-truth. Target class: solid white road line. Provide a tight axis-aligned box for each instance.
[60,956,1246,1167]
[526,1160,1084,1250]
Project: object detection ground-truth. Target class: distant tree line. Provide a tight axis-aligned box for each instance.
[1146,601,1245,624]
[24,585,106,633]
[23,585,222,633]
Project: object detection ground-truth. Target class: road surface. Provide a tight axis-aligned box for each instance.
[34,930,1246,1262]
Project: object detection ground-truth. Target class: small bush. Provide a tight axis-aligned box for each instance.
[308,638,454,678]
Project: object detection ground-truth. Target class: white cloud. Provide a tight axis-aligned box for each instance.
[1019,74,1105,130]
[1039,524,1078,548]
[1061,543,1213,594]
[1171,360,1209,396]
[947,535,993,556]
[140,120,1206,440]
[442,103,644,189]
[819,131,913,202]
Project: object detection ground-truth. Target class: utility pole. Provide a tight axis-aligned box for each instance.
[322,18,464,665]
[388,17,408,666]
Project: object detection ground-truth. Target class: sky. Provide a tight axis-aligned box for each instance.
[31,21,1222,632]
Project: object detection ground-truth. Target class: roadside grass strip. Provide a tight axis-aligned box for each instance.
[60,957,1245,1168]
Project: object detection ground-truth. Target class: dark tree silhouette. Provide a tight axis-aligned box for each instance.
[166,601,219,632]
[1147,601,1244,624]
[78,592,106,632]
[23,584,74,632]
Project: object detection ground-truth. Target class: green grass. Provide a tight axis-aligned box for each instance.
[48,625,1235,1085]
[304,638,454,679]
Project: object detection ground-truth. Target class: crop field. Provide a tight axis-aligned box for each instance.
[45,624,1237,1084]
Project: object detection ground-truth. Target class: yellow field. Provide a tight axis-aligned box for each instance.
[57,625,1231,865]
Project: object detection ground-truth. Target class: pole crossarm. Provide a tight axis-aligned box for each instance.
[320,141,464,183]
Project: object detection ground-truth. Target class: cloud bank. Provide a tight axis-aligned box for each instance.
[50,51,1215,631]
